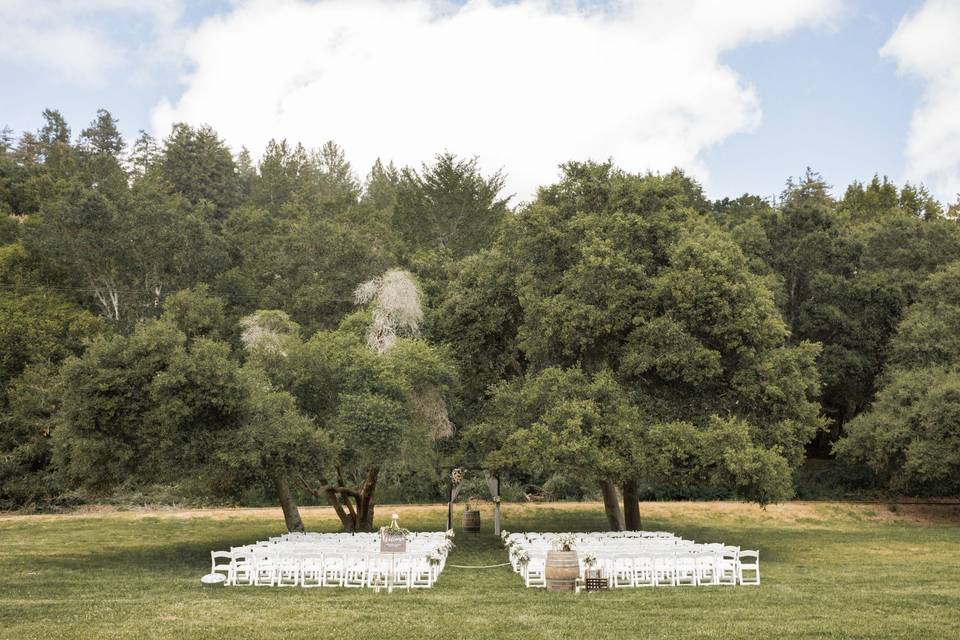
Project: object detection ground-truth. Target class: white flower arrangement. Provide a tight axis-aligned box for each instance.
[382,513,411,538]
[492,496,501,504]
[500,530,510,542]
[445,529,456,540]
[513,549,530,565]
[427,551,442,566]
[441,539,455,553]
[583,553,597,568]
[553,533,577,552]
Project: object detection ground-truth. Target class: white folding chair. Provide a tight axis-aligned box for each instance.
[276,557,300,587]
[300,555,324,588]
[675,552,698,586]
[411,558,434,588]
[322,554,345,587]
[210,551,233,584]
[343,554,368,588]
[612,556,635,587]
[524,557,546,588]
[694,550,718,586]
[634,555,655,587]
[392,555,413,590]
[230,547,255,586]
[254,551,279,586]
[652,552,677,587]
[738,550,760,585]
[717,546,739,586]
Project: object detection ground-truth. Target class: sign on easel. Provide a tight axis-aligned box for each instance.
[380,529,407,553]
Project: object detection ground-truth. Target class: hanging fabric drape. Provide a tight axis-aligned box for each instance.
[447,468,465,531]
[484,471,501,536]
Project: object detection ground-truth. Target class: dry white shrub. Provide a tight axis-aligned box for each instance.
[354,269,423,354]
[239,310,298,356]
[412,389,454,441]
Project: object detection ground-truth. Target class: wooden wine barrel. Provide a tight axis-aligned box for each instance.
[545,550,579,591]
[462,509,481,532]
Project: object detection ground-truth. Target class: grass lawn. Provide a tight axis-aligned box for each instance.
[2,500,959,639]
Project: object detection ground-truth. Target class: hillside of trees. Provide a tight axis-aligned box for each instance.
[2,109,959,526]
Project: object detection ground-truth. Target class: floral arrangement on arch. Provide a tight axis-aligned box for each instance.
[451,468,465,485]
[552,533,577,552]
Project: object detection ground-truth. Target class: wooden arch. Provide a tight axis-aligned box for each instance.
[443,466,501,535]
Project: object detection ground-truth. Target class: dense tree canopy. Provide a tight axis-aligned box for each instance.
[1,108,958,524]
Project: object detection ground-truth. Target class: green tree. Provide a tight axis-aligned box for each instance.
[461,163,823,529]
[78,109,124,157]
[720,171,960,453]
[52,290,328,529]
[393,153,509,259]
[271,271,456,531]
[428,247,523,425]
[223,201,390,333]
[835,261,960,495]
[24,182,227,324]
[0,272,103,509]
[38,109,70,149]
[363,158,400,214]
[129,130,159,179]
[158,123,239,216]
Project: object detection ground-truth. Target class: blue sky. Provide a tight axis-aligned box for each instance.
[705,0,926,199]
[1,0,957,203]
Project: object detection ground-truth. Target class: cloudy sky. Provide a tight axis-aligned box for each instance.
[1,0,957,203]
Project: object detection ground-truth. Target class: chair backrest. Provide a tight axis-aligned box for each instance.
[211,551,231,571]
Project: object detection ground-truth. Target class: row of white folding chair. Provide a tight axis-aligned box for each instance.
[600,551,725,587]
[517,552,718,589]
[513,531,679,543]
[594,548,756,587]
[213,550,439,588]
[515,548,757,588]
[509,542,706,569]
[231,539,451,563]
[274,532,448,544]
[518,530,677,538]
[263,544,447,562]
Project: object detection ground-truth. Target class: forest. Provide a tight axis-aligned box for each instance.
[1,108,959,530]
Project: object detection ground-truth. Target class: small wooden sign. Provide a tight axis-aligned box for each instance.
[585,577,609,591]
[380,529,407,553]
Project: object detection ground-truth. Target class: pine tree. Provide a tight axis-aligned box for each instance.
[79,109,124,157]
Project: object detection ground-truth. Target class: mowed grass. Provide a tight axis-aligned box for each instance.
[2,501,959,640]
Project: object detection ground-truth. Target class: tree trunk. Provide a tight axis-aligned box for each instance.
[357,467,379,532]
[599,479,624,531]
[296,467,379,532]
[622,478,642,531]
[323,483,355,531]
[273,473,305,533]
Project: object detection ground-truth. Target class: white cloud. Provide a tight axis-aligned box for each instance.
[0,0,184,86]
[882,0,960,202]
[152,0,840,200]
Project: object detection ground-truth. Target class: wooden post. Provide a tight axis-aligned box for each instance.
[447,476,453,531]
[494,475,501,536]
